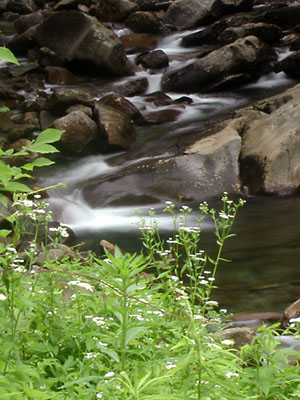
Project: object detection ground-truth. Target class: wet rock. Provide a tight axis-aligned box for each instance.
[162,36,275,92]
[46,88,94,115]
[51,111,98,155]
[81,121,241,206]
[219,22,281,44]
[94,103,137,149]
[120,33,158,52]
[221,0,253,13]
[261,4,300,28]
[281,299,300,328]
[219,327,255,349]
[144,90,174,105]
[35,10,130,76]
[9,123,37,141]
[98,94,144,124]
[39,110,58,130]
[19,111,40,128]
[207,72,252,91]
[36,243,79,265]
[0,112,16,133]
[95,0,138,22]
[136,49,169,69]
[164,0,223,30]
[143,108,181,124]
[125,11,163,34]
[7,138,38,165]
[274,51,300,79]
[182,21,227,47]
[138,0,171,12]
[6,0,37,14]
[66,104,93,118]
[14,10,43,34]
[54,0,81,11]
[240,83,300,195]
[44,66,76,85]
[6,25,37,56]
[116,76,148,96]
[38,47,66,68]
[8,61,40,77]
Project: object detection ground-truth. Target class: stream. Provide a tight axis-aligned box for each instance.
[34,27,300,315]
[2,13,300,315]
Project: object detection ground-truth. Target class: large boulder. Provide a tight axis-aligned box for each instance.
[164,0,223,30]
[219,22,281,44]
[34,10,130,76]
[81,122,241,206]
[240,83,300,195]
[51,111,99,154]
[274,50,300,79]
[125,11,163,34]
[95,0,138,22]
[94,103,137,149]
[46,88,94,115]
[162,36,275,92]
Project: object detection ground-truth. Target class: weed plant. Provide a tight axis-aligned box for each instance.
[0,193,300,399]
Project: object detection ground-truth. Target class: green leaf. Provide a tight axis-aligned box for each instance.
[0,230,11,238]
[0,47,19,65]
[0,182,31,192]
[0,393,23,398]
[97,345,120,362]
[125,326,148,346]
[22,157,55,171]
[0,193,7,207]
[58,375,99,389]
[35,128,63,145]
[25,143,59,154]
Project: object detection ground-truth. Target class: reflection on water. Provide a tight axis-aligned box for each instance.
[67,196,300,315]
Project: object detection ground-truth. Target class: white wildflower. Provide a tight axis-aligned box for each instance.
[104,372,115,378]
[0,294,7,301]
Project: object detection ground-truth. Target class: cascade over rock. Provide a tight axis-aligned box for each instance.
[162,36,275,92]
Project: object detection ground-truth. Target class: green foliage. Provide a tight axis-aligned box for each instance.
[0,194,300,399]
[0,47,19,66]
[0,129,63,206]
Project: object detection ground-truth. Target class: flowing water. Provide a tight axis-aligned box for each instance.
[2,21,299,314]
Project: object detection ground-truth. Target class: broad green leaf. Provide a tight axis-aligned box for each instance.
[25,143,59,154]
[0,193,7,207]
[22,157,55,171]
[0,107,9,112]
[0,47,19,65]
[0,230,11,238]
[97,345,120,362]
[33,128,63,145]
[0,182,31,192]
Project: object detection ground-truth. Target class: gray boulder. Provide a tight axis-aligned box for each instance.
[35,10,130,76]
[95,0,138,22]
[240,83,300,195]
[162,36,275,92]
[81,122,241,206]
[219,22,281,44]
[46,88,94,115]
[51,111,98,154]
[94,103,137,149]
[164,0,223,30]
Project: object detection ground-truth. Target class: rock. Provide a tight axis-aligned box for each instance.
[164,0,223,30]
[95,0,138,22]
[81,121,241,206]
[35,10,130,76]
[98,94,144,124]
[39,110,58,130]
[54,0,80,11]
[6,25,37,56]
[274,51,300,79]
[162,36,275,92]
[6,0,37,14]
[94,103,137,149]
[9,123,37,141]
[219,22,281,44]
[125,11,162,34]
[281,299,300,328]
[120,33,158,52]
[143,108,181,124]
[220,0,253,13]
[136,49,169,69]
[38,47,66,68]
[46,88,94,115]
[51,111,99,154]
[36,243,78,265]
[240,84,300,195]
[66,104,93,118]
[219,327,255,349]
[0,112,16,133]
[182,21,227,47]
[14,10,43,34]
[207,72,252,91]
[261,4,300,28]
[44,66,76,85]
[139,0,171,11]
[116,76,148,96]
